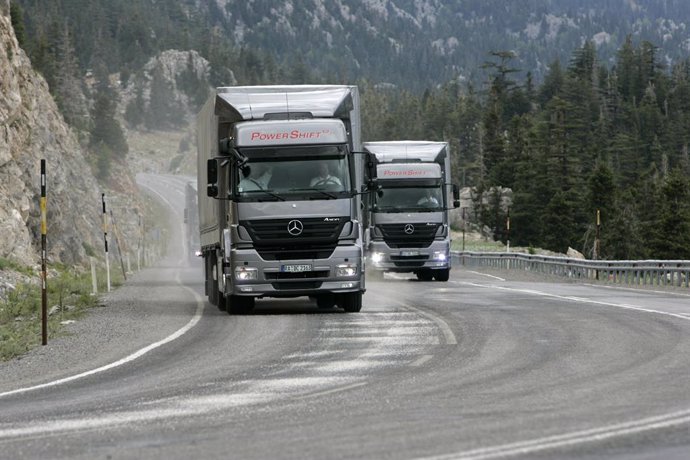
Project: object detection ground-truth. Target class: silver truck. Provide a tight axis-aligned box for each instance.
[197,85,366,313]
[364,141,459,281]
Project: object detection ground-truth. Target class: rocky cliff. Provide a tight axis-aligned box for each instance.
[0,3,104,266]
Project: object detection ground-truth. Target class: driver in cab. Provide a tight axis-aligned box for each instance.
[310,163,342,187]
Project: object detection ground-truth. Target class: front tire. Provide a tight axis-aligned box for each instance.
[316,294,336,309]
[339,291,362,313]
[434,268,450,282]
[217,291,227,311]
[228,295,255,315]
[206,253,219,306]
[416,269,433,281]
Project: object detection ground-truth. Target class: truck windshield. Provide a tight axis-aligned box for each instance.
[375,185,444,212]
[234,145,352,201]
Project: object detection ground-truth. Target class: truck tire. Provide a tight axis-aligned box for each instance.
[416,270,433,281]
[217,291,227,311]
[228,295,255,315]
[340,291,362,313]
[434,268,450,282]
[206,254,219,306]
[316,294,336,309]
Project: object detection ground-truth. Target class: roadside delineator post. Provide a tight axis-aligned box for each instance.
[102,193,111,292]
[109,208,127,281]
[595,209,601,280]
[506,209,511,270]
[90,256,98,295]
[40,159,48,346]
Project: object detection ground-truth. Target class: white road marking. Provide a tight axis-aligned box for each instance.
[423,408,690,460]
[421,279,690,459]
[394,302,458,345]
[0,281,205,399]
[295,381,368,399]
[455,281,690,322]
[409,354,433,367]
[0,177,203,400]
[469,271,506,281]
[583,283,690,298]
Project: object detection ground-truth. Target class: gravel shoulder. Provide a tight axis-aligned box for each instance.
[0,257,198,394]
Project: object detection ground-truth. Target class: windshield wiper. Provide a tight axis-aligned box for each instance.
[288,188,339,199]
[375,206,439,213]
[241,189,285,201]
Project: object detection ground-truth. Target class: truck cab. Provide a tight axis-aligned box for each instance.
[364,141,459,281]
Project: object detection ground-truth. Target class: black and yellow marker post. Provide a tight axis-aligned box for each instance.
[40,159,47,345]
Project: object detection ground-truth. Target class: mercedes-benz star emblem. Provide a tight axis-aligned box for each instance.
[287,219,304,236]
[404,224,415,235]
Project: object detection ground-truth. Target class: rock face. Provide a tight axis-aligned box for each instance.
[121,49,217,124]
[0,6,103,266]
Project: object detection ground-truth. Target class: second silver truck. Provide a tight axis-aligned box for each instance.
[364,141,459,281]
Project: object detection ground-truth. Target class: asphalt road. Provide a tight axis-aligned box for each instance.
[1,174,689,460]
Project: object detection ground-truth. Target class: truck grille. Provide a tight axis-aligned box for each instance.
[241,217,348,261]
[390,254,430,267]
[265,270,330,280]
[378,223,439,249]
[271,281,323,290]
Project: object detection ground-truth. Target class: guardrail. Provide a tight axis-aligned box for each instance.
[453,251,690,289]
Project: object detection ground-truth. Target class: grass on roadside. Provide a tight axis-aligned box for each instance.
[0,264,125,362]
[451,237,506,252]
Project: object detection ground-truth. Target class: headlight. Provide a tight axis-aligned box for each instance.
[336,264,358,277]
[370,252,383,264]
[235,267,258,281]
[433,251,447,261]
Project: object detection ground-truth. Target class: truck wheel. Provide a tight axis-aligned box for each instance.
[217,291,227,311]
[228,295,255,315]
[339,292,362,313]
[316,294,336,309]
[206,254,219,306]
[416,270,433,281]
[434,268,450,282]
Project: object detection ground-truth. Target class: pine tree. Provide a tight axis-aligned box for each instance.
[53,23,89,133]
[145,62,174,130]
[90,65,128,167]
[10,1,26,47]
[646,168,690,259]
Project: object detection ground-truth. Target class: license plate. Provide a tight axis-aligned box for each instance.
[400,251,419,257]
[281,264,312,273]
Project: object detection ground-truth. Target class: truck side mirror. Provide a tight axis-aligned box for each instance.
[219,138,231,155]
[452,184,460,208]
[366,152,377,181]
[207,158,219,198]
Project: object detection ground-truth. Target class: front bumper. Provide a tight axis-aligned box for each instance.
[367,240,450,272]
[225,245,363,297]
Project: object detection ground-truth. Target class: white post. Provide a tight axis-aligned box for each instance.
[90,256,98,294]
